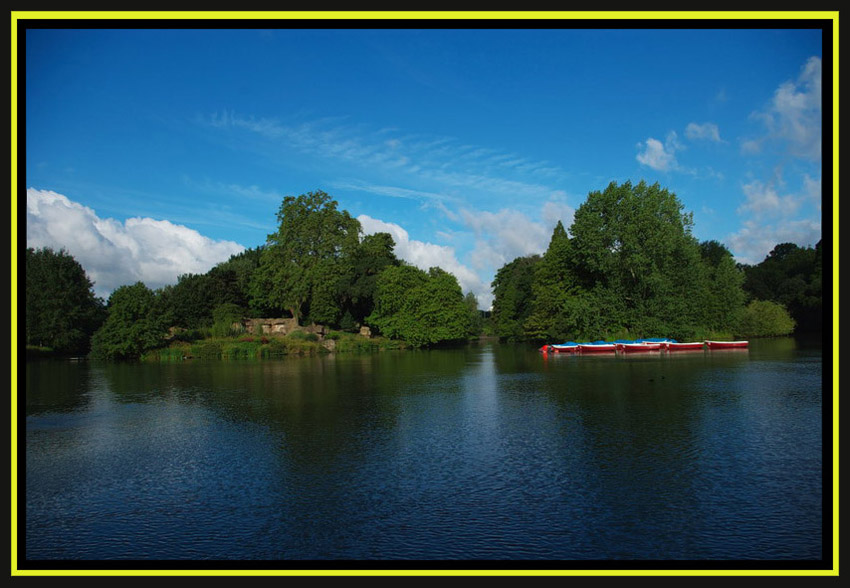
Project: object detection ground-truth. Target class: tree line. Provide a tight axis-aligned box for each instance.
[26,190,481,359]
[25,183,823,359]
[490,180,821,343]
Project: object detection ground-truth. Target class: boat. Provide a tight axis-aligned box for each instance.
[550,342,579,353]
[636,338,676,345]
[539,343,579,354]
[619,342,664,352]
[665,342,705,351]
[705,340,748,349]
[577,342,618,353]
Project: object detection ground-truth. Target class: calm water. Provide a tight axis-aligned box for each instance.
[23,338,825,563]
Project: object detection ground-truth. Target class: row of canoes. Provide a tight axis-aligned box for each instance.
[540,340,748,354]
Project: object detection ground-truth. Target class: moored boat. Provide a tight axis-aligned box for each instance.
[666,341,705,351]
[550,343,579,353]
[539,343,580,354]
[705,340,748,349]
[619,342,663,352]
[578,342,617,353]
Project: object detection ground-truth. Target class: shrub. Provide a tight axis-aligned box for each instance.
[735,300,796,337]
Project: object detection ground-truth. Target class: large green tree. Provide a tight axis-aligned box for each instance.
[339,231,399,329]
[367,264,473,347]
[25,247,105,354]
[491,255,539,341]
[250,191,361,325]
[90,282,166,360]
[698,240,746,332]
[568,181,706,339]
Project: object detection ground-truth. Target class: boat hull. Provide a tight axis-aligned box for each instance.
[705,340,749,349]
[578,344,617,353]
[666,342,705,351]
[550,345,579,353]
[619,343,663,352]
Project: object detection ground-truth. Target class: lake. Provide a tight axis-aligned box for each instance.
[22,338,826,566]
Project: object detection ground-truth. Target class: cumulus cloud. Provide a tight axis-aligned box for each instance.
[747,56,822,160]
[685,122,723,142]
[727,218,822,265]
[357,214,490,308]
[460,208,550,271]
[738,179,802,218]
[358,194,576,310]
[26,189,245,298]
[460,197,574,273]
[636,132,681,172]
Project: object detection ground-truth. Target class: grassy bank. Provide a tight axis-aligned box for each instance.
[141,331,408,362]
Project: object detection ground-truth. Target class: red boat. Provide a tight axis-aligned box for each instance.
[705,340,749,349]
[618,343,663,352]
[666,342,705,351]
[578,343,617,353]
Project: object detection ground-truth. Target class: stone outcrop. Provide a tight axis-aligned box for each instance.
[239,318,330,339]
[241,317,300,336]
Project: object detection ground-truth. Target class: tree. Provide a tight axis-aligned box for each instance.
[25,247,105,354]
[250,191,361,325]
[341,232,399,328]
[523,221,606,341]
[742,241,822,332]
[90,282,165,360]
[366,264,472,346]
[698,240,746,332]
[490,254,539,341]
[567,180,706,339]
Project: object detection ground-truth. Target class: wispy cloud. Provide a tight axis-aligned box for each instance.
[729,56,823,264]
[744,56,822,160]
[204,111,569,204]
[685,122,723,143]
[738,178,802,219]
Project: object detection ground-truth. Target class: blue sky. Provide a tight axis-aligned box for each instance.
[24,24,826,306]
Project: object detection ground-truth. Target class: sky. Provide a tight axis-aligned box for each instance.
[23,23,827,307]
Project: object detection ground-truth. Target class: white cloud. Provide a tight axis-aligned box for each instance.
[738,179,802,218]
[685,122,723,142]
[727,218,822,265]
[460,197,575,274]
[357,214,490,308]
[26,189,245,298]
[747,56,822,160]
[636,132,681,172]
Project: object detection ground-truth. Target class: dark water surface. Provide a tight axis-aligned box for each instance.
[23,338,825,562]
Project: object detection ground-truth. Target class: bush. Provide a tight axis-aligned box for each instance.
[736,300,796,337]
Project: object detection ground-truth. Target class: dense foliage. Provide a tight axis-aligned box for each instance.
[736,300,796,338]
[490,254,539,341]
[492,181,754,342]
[27,185,821,360]
[90,282,165,360]
[366,265,477,347]
[25,247,105,354]
[250,190,362,325]
[741,241,823,333]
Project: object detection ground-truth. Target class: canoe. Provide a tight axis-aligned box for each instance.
[619,342,663,352]
[705,340,748,349]
[666,342,705,351]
